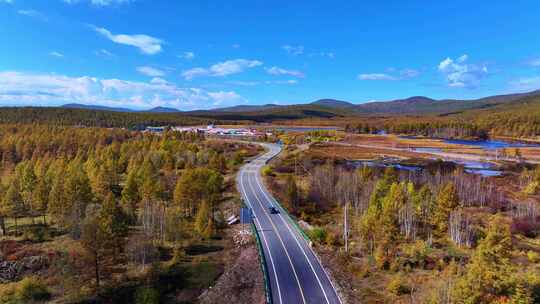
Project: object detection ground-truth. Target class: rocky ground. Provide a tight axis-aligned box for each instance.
[199,226,265,304]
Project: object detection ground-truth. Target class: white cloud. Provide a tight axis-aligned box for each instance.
[136,66,165,77]
[228,81,259,86]
[323,52,335,59]
[358,73,398,81]
[509,77,540,92]
[438,54,488,88]
[49,51,64,58]
[17,9,47,20]
[358,68,419,81]
[228,79,298,86]
[95,49,114,58]
[266,79,298,85]
[265,66,305,78]
[400,68,419,78]
[182,59,263,80]
[63,0,131,6]
[0,71,246,110]
[282,45,304,55]
[178,51,195,60]
[208,91,245,106]
[93,26,163,55]
[528,58,540,67]
[309,51,335,59]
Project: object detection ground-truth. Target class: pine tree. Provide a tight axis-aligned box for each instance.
[63,161,94,237]
[99,193,128,261]
[511,283,532,304]
[81,211,113,295]
[375,182,406,269]
[1,178,25,235]
[19,161,37,217]
[32,178,50,224]
[209,153,227,173]
[121,170,140,222]
[452,215,513,303]
[195,200,211,238]
[433,182,459,236]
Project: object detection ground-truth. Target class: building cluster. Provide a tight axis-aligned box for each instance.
[145,124,271,137]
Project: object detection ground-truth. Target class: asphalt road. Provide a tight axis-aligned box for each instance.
[237,143,342,304]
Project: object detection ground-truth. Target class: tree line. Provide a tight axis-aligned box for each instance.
[0,124,251,296]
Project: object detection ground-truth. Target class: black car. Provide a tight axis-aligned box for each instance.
[269,206,279,214]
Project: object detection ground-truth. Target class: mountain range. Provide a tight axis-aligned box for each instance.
[60,89,540,118]
[62,103,180,113]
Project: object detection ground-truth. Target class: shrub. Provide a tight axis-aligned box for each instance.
[401,240,431,268]
[135,286,160,304]
[387,275,411,296]
[528,250,540,263]
[14,277,50,302]
[262,166,273,176]
[22,226,49,243]
[512,218,540,238]
[308,227,327,245]
[524,181,539,195]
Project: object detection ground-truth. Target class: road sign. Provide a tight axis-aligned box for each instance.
[240,207,253,224]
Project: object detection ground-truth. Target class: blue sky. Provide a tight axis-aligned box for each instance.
[1,0,540,110]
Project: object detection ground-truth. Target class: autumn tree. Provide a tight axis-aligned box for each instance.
[99,192,128,260]
[18,161,36,218]
[209,152,227,173]
[121,170,140,223]
[60,161,94,237]
[432,182,459,236]
[80,206,113,295]
[452,215,513,303]
[1,177,25,235]
[285,174,300,211]
[374,182,407,268]
[195,200,213,239]
[32,178,50,224]
[173,168,223,217]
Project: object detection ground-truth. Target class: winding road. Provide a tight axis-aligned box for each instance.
[237,143,342,304]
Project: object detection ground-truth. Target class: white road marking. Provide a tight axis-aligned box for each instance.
[254,170,331,304]
[245,157,308,304]
[239,168,283,304]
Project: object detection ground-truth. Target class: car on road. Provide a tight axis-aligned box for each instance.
[269,206,279,214]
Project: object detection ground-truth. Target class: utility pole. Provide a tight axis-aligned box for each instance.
[344,202,349,253]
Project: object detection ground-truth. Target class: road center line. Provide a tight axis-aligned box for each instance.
[245,161,308,304]
[254,169,332,304]
[239,167,283,304]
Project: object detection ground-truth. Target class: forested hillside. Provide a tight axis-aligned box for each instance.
[0,124,262,302]
[0,107,230,128]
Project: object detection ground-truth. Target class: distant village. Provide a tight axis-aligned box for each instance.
[144,124,272,137]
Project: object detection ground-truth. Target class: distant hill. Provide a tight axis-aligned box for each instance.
[211,104,282,112]
[310,99,356,109]
[62,103,180,113]
[353,90,540,115]
[145,106,180,113]
[62,103,133,112]
[189,104,349,122]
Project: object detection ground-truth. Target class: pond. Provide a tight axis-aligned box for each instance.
[442,139,540,150]
[399,135,540,150]
[349,159,502,177]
